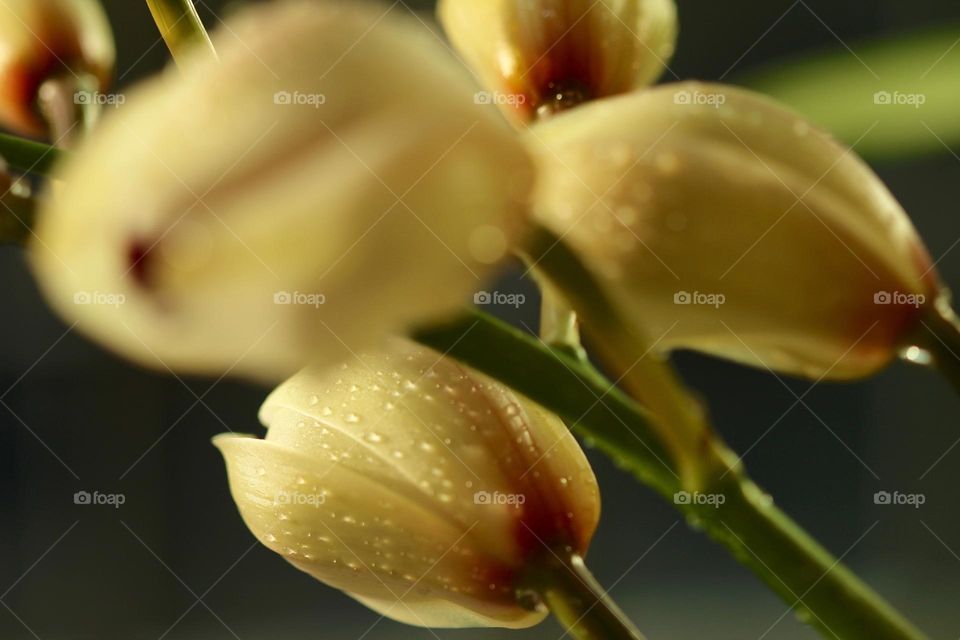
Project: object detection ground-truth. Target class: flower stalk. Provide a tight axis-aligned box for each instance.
[145,0,216,64]
[909,294,960,395]
[522,552,647,640]
[522,228,726,491]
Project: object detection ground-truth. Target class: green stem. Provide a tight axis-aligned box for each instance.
[522,553,646,640]
[909,294,960,395]
[0,133,63,176]
[693,472,925,640]
[146,0,217,65]
[536,270,585,358]
[414,313,927,639]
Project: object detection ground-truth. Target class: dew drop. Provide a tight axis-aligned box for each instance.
[900,344,931,365]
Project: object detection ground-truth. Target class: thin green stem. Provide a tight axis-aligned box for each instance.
[146,0,217,66]
[522,553,646,640]
[909,294,960,395]
[0,133,63,176]
[536,270,584,357]
[694,472,925,640]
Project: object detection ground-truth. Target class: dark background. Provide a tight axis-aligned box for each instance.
[2,1,960,638]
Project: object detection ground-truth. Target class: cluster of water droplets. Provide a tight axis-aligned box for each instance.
[248,345,595,601]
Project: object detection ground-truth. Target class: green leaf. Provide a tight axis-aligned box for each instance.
[736,25,960,160]
[0,133,64,177]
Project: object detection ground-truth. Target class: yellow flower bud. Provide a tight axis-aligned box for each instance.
[528,82,939,380]
[438,0,677,123]
[215,340,600,628]
[31,1,532,381]
[0,0,114,135]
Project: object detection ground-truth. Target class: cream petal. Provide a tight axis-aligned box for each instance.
[31,0,531,381]
[214,433,544,629]
[260,340,600,561]
[528,82,938,379]
[438,0,677,123]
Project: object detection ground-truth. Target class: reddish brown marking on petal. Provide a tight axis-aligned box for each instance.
[126,240,153,288]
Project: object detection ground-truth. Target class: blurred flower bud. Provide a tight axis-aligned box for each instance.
[438,0,677,124]
[215,340,600,628]
[528,82,939,380]
[31,1,531,381]
[0,0,115,135]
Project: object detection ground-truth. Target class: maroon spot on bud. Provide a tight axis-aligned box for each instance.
[126,240,153,288]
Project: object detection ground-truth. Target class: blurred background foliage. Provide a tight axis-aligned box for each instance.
[1,1,960,639]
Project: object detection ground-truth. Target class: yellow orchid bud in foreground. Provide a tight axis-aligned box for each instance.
[0,0,114,135]
[31,1,531,381]
[215,340,600,628]
[528,82,941,380]
[438,0,677,124]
